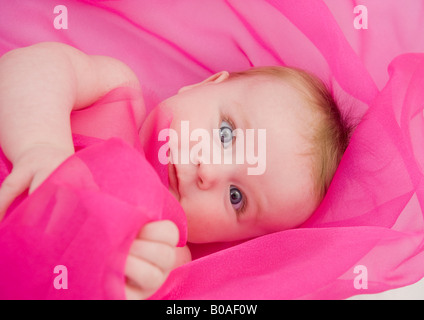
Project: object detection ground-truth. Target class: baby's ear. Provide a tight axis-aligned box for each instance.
[178,71,229,93]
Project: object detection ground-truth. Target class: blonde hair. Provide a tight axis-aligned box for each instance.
[229,66,352,202]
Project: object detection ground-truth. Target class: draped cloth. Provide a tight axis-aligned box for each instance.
[0,0,423,299]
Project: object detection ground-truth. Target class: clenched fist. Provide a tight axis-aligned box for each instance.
[125,220,191,300]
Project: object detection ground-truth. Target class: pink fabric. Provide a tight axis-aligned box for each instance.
[0,88,187,299]
[0,0,423,299]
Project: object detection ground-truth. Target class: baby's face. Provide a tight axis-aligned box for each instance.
[160,72,318,243]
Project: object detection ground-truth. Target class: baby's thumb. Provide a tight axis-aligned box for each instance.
[0,170,32,221]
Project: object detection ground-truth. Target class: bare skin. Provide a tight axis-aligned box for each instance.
[0,42,187,299]
[0,42,318,298]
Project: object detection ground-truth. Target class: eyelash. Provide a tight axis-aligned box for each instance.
[219,113,248,216]
[234,187,248,216]
[220,114,236,147]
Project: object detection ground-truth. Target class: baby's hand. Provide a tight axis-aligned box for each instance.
[0,145,74,221]
[125,220,187,300]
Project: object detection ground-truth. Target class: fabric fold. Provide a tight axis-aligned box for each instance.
[0,0,423,299]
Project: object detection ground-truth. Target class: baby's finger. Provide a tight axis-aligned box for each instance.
[125,280,148,300]
[0,170,32,221]
[125,278,158,300]
[129,239,176,272]
[138,220,179,246]
[125,254,167,293]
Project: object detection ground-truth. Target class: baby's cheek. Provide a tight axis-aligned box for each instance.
[184,208,227,243]
[185,211,214,242]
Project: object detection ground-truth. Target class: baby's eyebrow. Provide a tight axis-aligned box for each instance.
[232,100,252,130]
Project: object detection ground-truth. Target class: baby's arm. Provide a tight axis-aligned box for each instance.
[0,43,185,299]
[0,42,141,217]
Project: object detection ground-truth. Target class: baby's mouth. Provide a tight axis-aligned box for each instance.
[168,161,180,201]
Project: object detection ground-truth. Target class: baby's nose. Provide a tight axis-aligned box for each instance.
[196,161,217,190]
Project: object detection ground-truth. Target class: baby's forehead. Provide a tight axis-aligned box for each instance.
[229,78,312,127]
[232,74,309,107]
[231,71,304,91]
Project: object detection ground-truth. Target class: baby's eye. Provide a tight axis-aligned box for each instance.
[219,120,234,149]
[229,185,244,211]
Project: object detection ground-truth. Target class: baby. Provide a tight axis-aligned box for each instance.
[0,42,350,299]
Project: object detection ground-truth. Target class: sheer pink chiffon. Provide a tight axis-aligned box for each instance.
[0,0,423,299]
[0,88,187,299]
